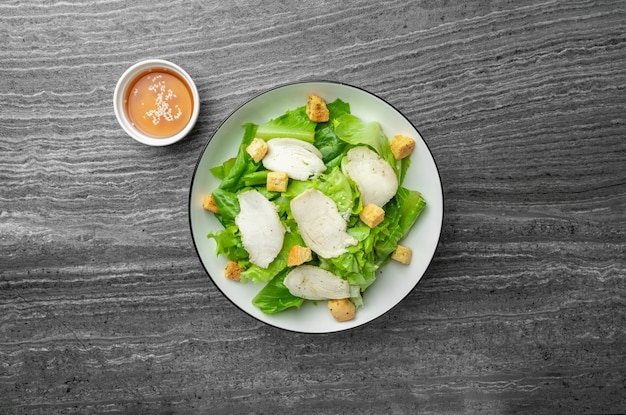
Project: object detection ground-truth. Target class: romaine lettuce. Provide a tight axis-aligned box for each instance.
[251,269,305,314]
[255,106,316,143]
[207,97,426,315]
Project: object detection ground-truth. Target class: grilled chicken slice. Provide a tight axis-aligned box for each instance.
[290,188,357,258]
[262,138,326,181]
[283,265,350,300]
[235,189,285,268]
[344,146,398,207]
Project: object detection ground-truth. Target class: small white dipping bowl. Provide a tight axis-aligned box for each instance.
[113,59,200,146]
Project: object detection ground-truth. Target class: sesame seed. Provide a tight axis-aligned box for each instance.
[145,78,184,126]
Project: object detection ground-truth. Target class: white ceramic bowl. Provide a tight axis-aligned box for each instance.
[189,81,444,333]
[113,59,200,146]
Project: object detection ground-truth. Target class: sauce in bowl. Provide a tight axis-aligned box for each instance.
[113,59,200,146]
[125,69,194,138]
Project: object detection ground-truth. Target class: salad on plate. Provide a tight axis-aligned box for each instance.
[202,94,426,322]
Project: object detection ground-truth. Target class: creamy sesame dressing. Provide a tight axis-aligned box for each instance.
[125,70,193,138]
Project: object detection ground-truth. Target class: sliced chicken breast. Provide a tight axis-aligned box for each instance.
[283,265,350,300]
[344,146,398,207]
[290,188,357,258]
[235,189,285,268]
[262,138,326,181]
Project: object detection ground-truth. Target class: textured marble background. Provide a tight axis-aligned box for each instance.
[1,0,625,414]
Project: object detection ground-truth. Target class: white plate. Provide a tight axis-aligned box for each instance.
[189,81,443,333]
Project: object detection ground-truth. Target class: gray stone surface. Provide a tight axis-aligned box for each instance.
[1,0,625,413]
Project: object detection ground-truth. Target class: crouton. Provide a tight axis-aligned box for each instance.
[306,94,330,122]
[391,245,413,265]
[287,245,313,267]
[224,261,244,281]
[202,194,219,213]
[390,134,416,160]
[246,137,268,162]
[328,298,356,322]
[267,171,289,193]
[359,203,385,228]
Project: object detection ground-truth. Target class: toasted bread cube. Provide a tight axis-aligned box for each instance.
[306,94,330,122]
[287,245,313,266]
[202,194,219,213]
[246,137,269,162]
[390,134,416,160]
[328,298,356,322]
[267,171,289,193]
[360,203,385,228]
[224,261,244,281]
[391,245,413,265]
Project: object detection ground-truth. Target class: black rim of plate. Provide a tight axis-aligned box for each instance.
[187,80,445,334]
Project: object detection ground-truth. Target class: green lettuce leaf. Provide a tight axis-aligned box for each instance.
[316,167,355,218]
[218,123,263,193]
[314,99,351,164]
[207,225,249,265]
[371,187,426,266]
[255,106,316,143]
[252,269,305,314]
[210,188,240,228]
[317,187,426,292]
[333,113,401,178]
[240,229,305,284]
